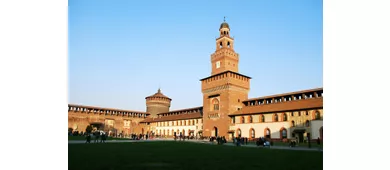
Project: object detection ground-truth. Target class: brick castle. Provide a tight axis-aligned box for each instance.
[68,20,323,142]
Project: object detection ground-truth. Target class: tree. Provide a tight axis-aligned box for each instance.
[86,125,93,134]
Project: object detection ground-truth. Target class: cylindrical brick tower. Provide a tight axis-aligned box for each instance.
[145,88,171,118]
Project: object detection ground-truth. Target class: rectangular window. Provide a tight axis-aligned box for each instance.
[214,104,219,110]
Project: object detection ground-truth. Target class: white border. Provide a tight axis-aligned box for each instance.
[1,0,390,169]
[0,0,68,170]
[325,0,390,169]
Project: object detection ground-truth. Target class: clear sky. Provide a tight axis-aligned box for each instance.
[68,0,323,111]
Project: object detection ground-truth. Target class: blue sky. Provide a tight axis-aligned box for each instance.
[68,0,323,111]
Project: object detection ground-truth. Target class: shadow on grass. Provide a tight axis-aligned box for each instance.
[69,141,322,170]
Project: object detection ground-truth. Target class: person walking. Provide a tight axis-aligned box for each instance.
[85,134,91,144]
[94,131,100,143]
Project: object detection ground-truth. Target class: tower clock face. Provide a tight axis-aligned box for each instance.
[216,61,220,68]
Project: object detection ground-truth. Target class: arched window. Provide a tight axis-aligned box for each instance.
[219,42,223,48]
[249,116,253,123]
[315,111,321,120]
[241,116,245,123]
[291,121,295,127]
[250,128,255,138]
[281,129,287,139]
[227,41,230,48]
[305,120,310,127]
[283,113,287,121]
[261,115,265,122]
[274,114,279,122]
[291,112,294,116]
[224,31,226,35]
[213,99,219,111]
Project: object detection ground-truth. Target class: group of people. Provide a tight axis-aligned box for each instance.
[214,136,227,144]
[234,137,251,146]
[85,131,108,144]
[129,134,147,140]
[255,137,272,147]
[173,133,184,141]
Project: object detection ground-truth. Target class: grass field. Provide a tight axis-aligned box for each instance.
[68,141,323,170]
[68,136,130,141]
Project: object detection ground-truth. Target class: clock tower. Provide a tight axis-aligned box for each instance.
[211,19,239,75]
[201,19,251,139]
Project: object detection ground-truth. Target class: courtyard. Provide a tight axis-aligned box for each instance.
[68,141,323,170]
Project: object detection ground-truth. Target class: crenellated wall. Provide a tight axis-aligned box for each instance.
[68,104,149,135]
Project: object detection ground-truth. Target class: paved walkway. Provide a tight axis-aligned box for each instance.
[69,139,322,152]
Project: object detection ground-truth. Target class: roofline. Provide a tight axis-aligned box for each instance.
[68,104,149,114]
[145,96,172,100]
[216,35,234,41]
[243,87,323,102]
[200,70,252,81]
[228,107,323,116]
[140,113,203,123]
[157,106,203,115]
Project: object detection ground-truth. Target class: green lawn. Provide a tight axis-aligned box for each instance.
[69,141,323,170]
[68,136,130,141]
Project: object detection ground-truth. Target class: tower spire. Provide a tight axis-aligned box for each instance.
[224,16,226,22]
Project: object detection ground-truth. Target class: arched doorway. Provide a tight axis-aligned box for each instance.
[280,128,287,139]
[249,128,255,139]
[90,122,104,131]
[236,128,241,138]
[320,126,323,140]
[214,126,218,137]
[264,128,271,139]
